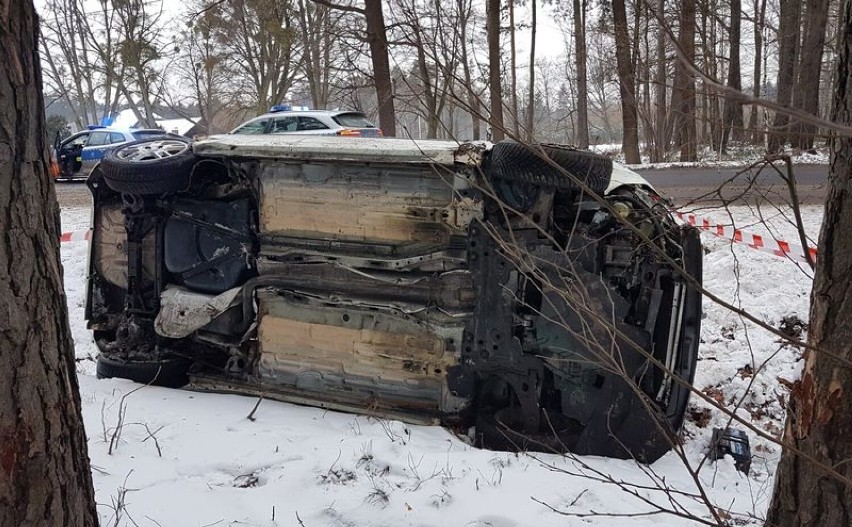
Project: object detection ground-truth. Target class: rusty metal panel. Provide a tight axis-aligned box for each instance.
[258,162,479,244]
[259,317,446,381]
[254,295,464,415]
[93,203,156,288]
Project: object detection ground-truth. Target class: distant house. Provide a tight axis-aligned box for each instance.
[110,109,200,137]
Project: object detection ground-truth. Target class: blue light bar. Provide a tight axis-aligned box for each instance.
[269,104,292,113]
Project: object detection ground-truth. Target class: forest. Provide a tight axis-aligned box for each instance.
[38,0,838,163]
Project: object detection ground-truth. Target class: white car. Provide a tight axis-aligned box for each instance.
[229,106,382,137]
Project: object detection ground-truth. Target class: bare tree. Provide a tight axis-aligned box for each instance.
[296,0,342,108]
[364,0,397,136]
[182,1,231,133]
[791,0,832,150]
[39,0,102,128]
[487,0,505,141]
[391,0,459,138]
[114,0,171,127]
[211,0,300,114]
[768,0,802,152]
[525,0,537,141]
[673,0,697,161]
[651,0,669,160]
[612,0,641,163]
[747,0,768,146]
[311,0,397,136]
[720,0,744,151]
[0,1,98,524]
[457,0,482,140]
[572,0,590,148]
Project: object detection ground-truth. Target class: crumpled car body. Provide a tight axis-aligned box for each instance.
[85,136,702,462]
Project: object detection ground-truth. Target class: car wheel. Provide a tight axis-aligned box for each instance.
[485,141,613,195]
[96,353,190,388]
[100,138,195,195]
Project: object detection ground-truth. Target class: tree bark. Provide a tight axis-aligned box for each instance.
[509,0,520,137]
[791,0,831,151]
[526,0,536,141]
[365,0,397,137]
[0,1,98,525]
[458,0,480,140]
[674,0,697,161]
[766,3,852,523]
[652,0,667,161]
[720,0,744,151]
[768,0,802,153]
[486,0,505,141]
[748,0,767,145]
[574,0,590,148]
[612,0,641,164]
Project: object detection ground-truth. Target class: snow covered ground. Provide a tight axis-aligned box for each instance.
[59,201,822,527]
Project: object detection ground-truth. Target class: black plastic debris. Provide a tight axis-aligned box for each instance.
[709,427,752,474]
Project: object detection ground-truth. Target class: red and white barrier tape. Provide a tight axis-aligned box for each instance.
[59,229,92,243]
[675,212,817,264]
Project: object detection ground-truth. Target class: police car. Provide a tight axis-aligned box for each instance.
[229,105,382,137]
[53,126,178,181]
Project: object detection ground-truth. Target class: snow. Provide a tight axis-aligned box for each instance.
[107,109,199,136]
[60,201,823,526]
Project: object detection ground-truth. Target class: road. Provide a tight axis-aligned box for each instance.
[633,164,828,204]
[54,163,829,209]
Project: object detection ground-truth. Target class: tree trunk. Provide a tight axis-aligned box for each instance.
[721,0,744,151]
[509,0,519,137]
[526,0,536,141]
[487,0,505,141]
[365,0,396,137]
[674,0,697,161]
[573,0,590,148]
[652,0,667,161]
[0,1,98,525]
[458,0,480,140]
[612,0,641,164]
[748,0,767,145]
[768,0,802,152]
[707,0,721,152]
[765,3,852,523]
[791,0,831,150]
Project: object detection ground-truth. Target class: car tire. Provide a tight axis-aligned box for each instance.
[485,141,613,195]
[96,353,190,388]
[100,138,195,195]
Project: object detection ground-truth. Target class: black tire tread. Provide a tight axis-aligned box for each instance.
[485,141,613,194]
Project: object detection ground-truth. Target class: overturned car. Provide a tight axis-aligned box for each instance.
[85,135,702,462]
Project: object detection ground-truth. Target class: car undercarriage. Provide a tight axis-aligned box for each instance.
[86,136,702,463]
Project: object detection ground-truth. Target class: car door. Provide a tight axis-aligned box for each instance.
[56,131,90,178]
[80,131,114,177]
[296,116,333,135]
[269,116,298,133]
[231,117,272,134]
